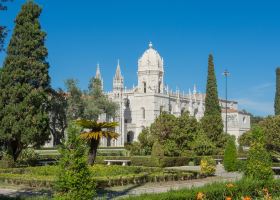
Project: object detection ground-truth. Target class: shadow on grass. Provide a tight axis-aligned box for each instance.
[0,188,52,200]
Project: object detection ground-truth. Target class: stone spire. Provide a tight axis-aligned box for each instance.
[95,63,103,90]
[193,84,197,95]
[114,59,123,80]
[113,60,124,94]
[95,63,102,80]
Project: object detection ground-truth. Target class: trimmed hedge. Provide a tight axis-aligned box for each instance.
[0,166,200,189]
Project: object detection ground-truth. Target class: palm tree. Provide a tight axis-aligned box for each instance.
[75,119,119,165]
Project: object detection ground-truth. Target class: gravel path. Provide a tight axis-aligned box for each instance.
[99,164,242,199]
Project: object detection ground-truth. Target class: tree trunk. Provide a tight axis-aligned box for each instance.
[8,140,22,162]
[88,138,100,165]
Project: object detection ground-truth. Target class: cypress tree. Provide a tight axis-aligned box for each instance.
[0,1,51,161]
[204,54,221,116]
[274,67,280,115]
[201,54,224,149]
[223,137,237,172]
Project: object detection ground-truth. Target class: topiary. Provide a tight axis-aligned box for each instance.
[223,137,238,172]
[200,156,216,176]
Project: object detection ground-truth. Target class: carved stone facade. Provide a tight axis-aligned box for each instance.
[97,42,250,146]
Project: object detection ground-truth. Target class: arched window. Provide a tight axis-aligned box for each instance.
[143,82,147,93]
[141,107,145,119]
[127,131,134,143]
[181,108,185,115]
[158,81,161,93]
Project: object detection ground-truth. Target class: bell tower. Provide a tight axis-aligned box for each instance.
[137,42,164,94]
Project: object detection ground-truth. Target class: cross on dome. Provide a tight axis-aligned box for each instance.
[149,41,153,48]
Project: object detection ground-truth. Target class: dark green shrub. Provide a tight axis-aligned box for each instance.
[161,157,191,167]
[54,123,96,200]
[131,156,159,167]
[223,137,237,172]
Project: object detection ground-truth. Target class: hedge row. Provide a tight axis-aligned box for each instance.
[0,171,200,189]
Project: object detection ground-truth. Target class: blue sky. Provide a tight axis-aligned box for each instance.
[1,0,280,116]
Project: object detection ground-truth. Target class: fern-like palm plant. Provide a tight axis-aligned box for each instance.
[75,119,119,165]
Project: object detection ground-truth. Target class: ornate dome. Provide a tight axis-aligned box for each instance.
[138,42,164,72]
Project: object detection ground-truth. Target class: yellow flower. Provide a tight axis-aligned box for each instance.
[225,197,232,200]
[196,192,205,200]
[226,183,235,188]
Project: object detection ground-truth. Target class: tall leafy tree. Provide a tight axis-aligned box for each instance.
[275,67,280,115]
[65,79,85,121]
[201,54,224,149]
[84,78,118,120]
[0,1,51,161]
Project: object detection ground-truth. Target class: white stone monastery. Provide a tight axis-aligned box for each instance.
[96,42,250,147]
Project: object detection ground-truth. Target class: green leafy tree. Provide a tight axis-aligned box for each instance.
[65,79,84,121]
[0,1,51,161]
[244,127,274,181]
[171,112,200,154]
[223,137,237,172]
[75,119,119,165]
[239,116,280,153]
[275,68,280,115]
[54,122,96,200]
[150,112,176,143]
[259,115,280,152]
[191,131,215,156]
[84,78,118,120]
[201,54,224,149]
[49,89,67,146]
[137,127,154,155]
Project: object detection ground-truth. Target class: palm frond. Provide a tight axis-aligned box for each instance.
[75,119,118,129]
[80,131,119,140]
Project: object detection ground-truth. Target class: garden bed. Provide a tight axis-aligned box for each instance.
[0,165,201,189]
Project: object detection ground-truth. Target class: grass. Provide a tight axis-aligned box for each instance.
[121,178,280,200]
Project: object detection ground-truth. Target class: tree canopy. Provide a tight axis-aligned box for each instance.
[0,1,51,161]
